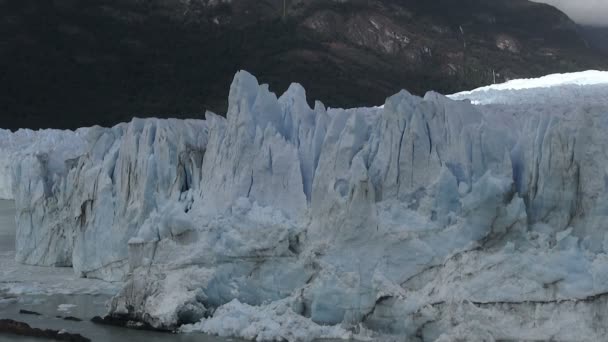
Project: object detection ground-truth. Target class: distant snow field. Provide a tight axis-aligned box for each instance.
[450,69,608,105]
[1,70,608,341]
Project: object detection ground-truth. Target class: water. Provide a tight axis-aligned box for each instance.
[0,200,238,342]
[0,293,235,342]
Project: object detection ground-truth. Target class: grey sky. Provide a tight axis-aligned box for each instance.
[533,0,608,26]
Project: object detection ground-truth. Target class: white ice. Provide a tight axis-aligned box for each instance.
[3,70,608,341]
[0,128,89,200]
[180,299,356,342]
[449,70,608,105]
[57,304,77,312]
[451,69,608,97]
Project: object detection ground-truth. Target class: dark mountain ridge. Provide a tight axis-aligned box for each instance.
[1,0,606,130]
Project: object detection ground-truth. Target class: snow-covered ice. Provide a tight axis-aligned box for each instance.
[449,69,608,106]
[454,70,608,93]
[3,70,608,341]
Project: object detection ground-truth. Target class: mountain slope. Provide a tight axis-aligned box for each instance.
[1,0,606,130]
[580,25,608,54]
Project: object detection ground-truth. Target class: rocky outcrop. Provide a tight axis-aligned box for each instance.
[0,319,90,342]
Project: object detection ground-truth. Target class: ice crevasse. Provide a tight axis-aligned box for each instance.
[4,70,608,341]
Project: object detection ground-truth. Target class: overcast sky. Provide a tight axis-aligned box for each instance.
[533,0,608,26]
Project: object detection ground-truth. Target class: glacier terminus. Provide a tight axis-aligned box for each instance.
[2,70,608,341]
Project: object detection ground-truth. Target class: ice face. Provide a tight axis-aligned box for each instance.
[10,119,207,281]
[0,128,89,200]
[5,70,608,341]
[105,71,532,337]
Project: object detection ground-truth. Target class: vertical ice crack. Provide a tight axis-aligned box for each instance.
[247,170,254,197]
[268,147,273,175]
[410,139,415,188]
[395,123,407,187]
[425,122,432,155]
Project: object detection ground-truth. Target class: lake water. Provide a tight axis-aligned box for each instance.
[0,200,237,342]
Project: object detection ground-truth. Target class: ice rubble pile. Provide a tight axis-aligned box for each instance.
[5,70,608,341]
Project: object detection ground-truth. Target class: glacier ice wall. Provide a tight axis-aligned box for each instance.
[10,119,206,281]
[6,70,608,341]
[0,130,12,200]
[0,128,89,200]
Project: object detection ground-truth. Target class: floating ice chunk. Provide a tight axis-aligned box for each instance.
[57,304,77,312]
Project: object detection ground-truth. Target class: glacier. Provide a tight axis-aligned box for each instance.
[7,119,206,280]
[0,128,91,200]
[3,70,608,341]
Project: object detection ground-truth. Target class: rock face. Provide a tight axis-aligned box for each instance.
[0,319,90,342]
[6,70,608,341]
[2,0,607,130]
[580,25,608,54]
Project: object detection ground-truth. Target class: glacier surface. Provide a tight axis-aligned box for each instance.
[3,70,608,341]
